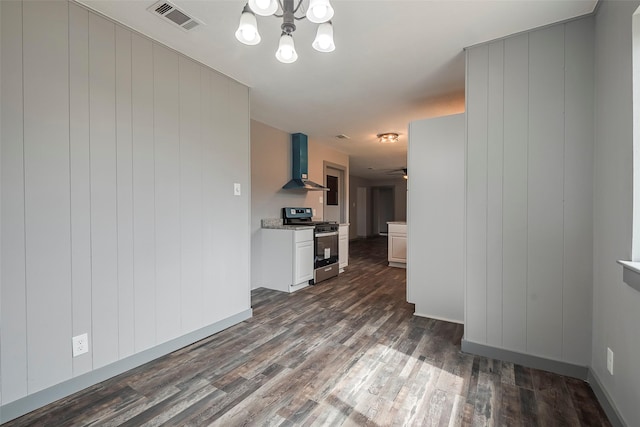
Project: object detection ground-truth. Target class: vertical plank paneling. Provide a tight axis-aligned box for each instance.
[502,34,529,353]
[179,58,204,333]
[1,0,28,403]
[465,45,489,343]
[201,69,217,326]
[486,41,504,347]
[69,2,92,376]
[115,25,135,359]
[562,18,594,365]
[153,45,181,342]
[89,13,119,368]
[527,26,565,359]
[207,71,228,322]
[226,80,251,314]
[1,0,3,405]
[23,0,72,392]
[1,3,253,409]
[466,21,594,364]
[131,34,156,352]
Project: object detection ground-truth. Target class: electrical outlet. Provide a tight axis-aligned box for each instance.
[72,333,89,357]
[607,347,614,375]
[233,183,241,196]
[319,196,323,204]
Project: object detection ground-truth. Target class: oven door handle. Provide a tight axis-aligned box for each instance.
[315,231,338,237]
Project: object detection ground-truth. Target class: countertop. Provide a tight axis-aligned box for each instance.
[387,221,407,225]
[261,218,314,230]
[261,219,348,230]
[262,224,315,230]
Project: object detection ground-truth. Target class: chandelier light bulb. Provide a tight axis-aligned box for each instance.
[276,34,298,63]
[306,0,334,23]
[235,8,261,45]
[248,0,277,16]
[312,22,335,52]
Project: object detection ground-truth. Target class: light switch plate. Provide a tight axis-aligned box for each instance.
[234,183,241,196]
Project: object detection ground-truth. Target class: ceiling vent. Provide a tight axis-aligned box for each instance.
[148,1,202,31]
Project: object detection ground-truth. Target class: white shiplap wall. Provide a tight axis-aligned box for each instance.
[1,0,250,405]
[465,17,594,365]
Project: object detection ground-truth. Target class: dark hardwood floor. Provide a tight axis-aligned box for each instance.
[5,237,610,426]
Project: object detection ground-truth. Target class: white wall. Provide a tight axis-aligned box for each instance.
[407,114,465,323]
[465,17,594,365]
[0,0,250,412]
[593,1,640,426]
[250,120,349,289]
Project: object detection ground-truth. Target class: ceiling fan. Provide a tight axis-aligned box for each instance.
[383,167,408,180]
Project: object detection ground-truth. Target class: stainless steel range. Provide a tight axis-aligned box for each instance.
[282,207,339,284]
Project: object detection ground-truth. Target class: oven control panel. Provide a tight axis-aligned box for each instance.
[283,207,313,220]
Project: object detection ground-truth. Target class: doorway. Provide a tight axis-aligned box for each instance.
[371,186,394,236]
[324,162,347,223]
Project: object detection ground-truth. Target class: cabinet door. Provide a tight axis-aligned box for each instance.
[389,234,407,262]
[294,240,314,284]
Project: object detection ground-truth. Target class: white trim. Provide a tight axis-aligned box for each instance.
[617,260,640,292]
[413,312,463,325]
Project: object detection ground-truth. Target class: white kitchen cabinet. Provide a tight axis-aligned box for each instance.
[294,237,314,285]
[339,224,349,272]
[261,228,314,292]
[388,222,407,268]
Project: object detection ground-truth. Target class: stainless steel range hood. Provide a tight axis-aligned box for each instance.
[282,133,329,191]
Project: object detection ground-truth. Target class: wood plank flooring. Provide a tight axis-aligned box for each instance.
[5,237,610,426]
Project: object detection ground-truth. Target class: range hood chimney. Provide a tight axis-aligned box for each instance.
[282,133,329,191]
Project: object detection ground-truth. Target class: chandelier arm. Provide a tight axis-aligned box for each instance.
[292,0,305,14]
[272,0,285,17]
[272,13,306,20]
[276,0,305,20]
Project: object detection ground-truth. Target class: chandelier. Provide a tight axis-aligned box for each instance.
[235,0,335,64]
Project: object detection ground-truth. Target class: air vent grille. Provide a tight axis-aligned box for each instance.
[182,20,200,31]
[148,1,202,32]
[155,3,172,15]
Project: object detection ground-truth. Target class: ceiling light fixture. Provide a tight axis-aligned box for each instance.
[235,0,335,64]
[377,133,399,144]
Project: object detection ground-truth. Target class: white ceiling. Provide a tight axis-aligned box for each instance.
[77,0,597,180]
